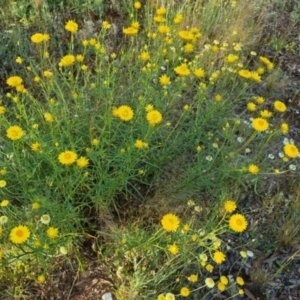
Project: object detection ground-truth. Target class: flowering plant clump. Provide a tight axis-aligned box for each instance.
[0,0,299,296]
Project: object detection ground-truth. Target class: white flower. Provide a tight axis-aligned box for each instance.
[205,277,215,288]
[237,137,244,143]
[278,152,284,158]
[289,164,296,171]
[0,215,8,224]
[268,154,275,159]
[40,214,51,225]
[59,246,68,255]
[245,148,251,153]
[246,250,254,257]
[205,155,213,161]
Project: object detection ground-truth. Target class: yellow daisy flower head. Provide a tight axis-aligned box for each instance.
[178,30,194,41]
[31,33,47,43]
[248,164,259,174]
[59,54,75,67]
[161,213,180,231]
[174,63,190,76]
[193,68,205,78]
[31,142,41,152]
[134,139,148,149]
[174,14,183,24]
[206,264,214,272]
[123,26,138,36]
[226,54,239,63]
[65,20,79,33]
[102,21,111,29]
[117,105,134,121]
[147,110,162,126]
[158,25,170,34]
[284,144,299,158]
[238,69,251,79]
[168,243,179,255]
[0,200,9,207]
[37,274,46,283]
[47,227,59,239]
[260,110,272,118]
[44,112,54,122]
[156,7,167,15]
[229,214,248,232]
[10,225,30,244]
[213,251,226,264]
[134,1,141,9]
[6,125,24,140]
[187,274,198,283]
[220,275,229,285]
[139,51,150,61]
[252,118,269,132]
[274,100,287,112]
[159,74,170,86]
[236,276,245,285]
[180,287,190,297]
[224,200,237,213]
[281,123,289,135]
[6,76,23,87]
[255,96,265,104]
[247,102,256,111]
[218,281,226,292]
[77,156,89,168]
[58,151,77,165]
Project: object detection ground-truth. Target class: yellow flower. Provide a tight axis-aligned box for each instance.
[10,225,30,244]
[102,21,111,29]
[0,216,7,224]
[168,243,179,255]
[6,125,24,140]
[15,56,23,64]
[157,294,165,300]
[134,1,141,9]
[236,276,245,285]
[43,70,53,78]
[224,200,237,213]
[205,278,215,288]
[274,100,287,112]
[65,20,79,33]
[0,249,3,261]
[252,118,269,132]
[193,68,205,78]
[248,164,259,174]
[117,105,134,121]
[250,72,261,83]
[247,102,256,111]
[139,51,150,61]
[92,138,99,146]
[215,94,222,102]
[134,139,148,149]
[284,144,299,158]
[123,27,138,36]
[158,25,170,34]
[161,213,180,231]
[156,7,167,15]
[6,76,23,87]
[220,276,229,285]
[58,151,77,165]
[131,21,140,30]
[178,30,194,41]
[206,264,214,272]
[44,112,54,122]
[229,214,248,232]
[153,15,165,23]
[76,54,84,62]
[59,54,75,67]
[0,106,6,114]
[147,110,162,126]
[32,202,40,209]
[37,275,46,283]
[31,33,48,43]
[31,142,41,152]
[174,64,190,76]
[260,110,272,118]
[180,287,190,297]
[218,282,226,292]
[226,54,239,63]
[281,123,289,134]
[259,56,271,66]
[174,14,183,24]
[187,274,198,283]
[238,69,251,79]
[159,74,170,86]
[213,251,226,264]
[184,43,194,53]
[47,227,59,239]
[0,200,9,206]
[77,156,89,168]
